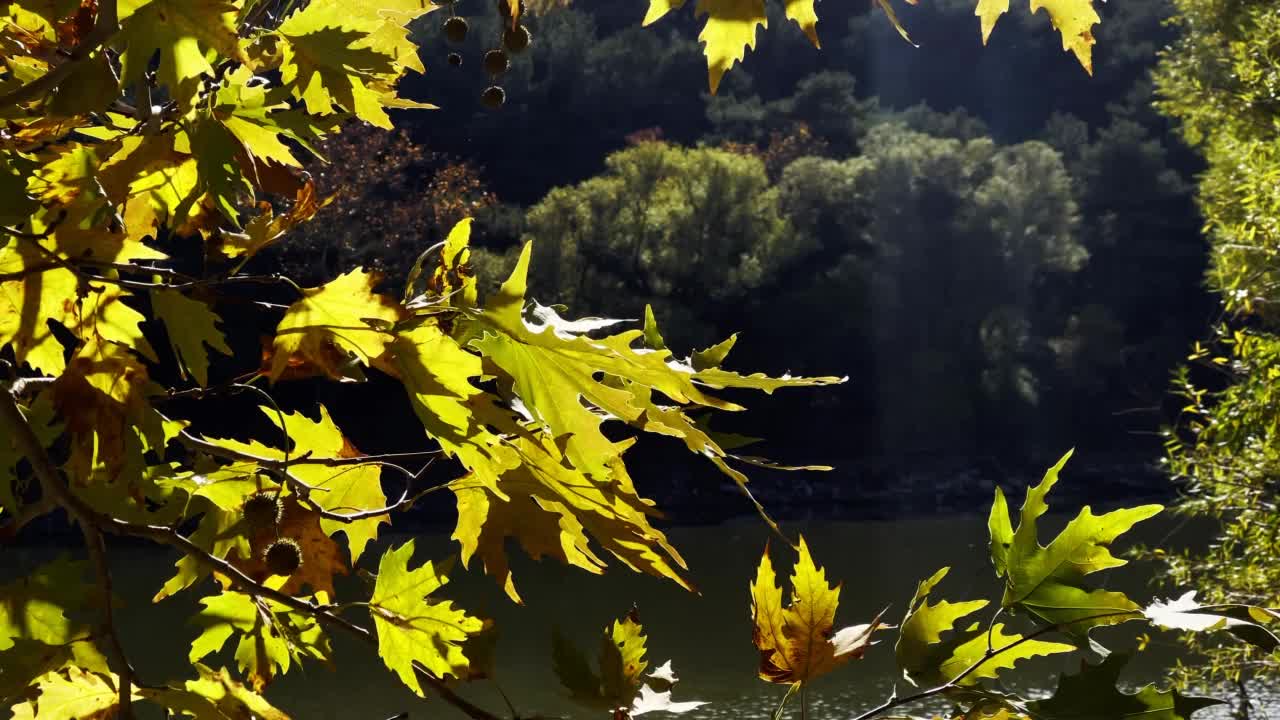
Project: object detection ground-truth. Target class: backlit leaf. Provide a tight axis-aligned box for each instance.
[369,540,483,695]
[750,537,886,686]
[1029,655,1222,720]
[989,451,1160,636]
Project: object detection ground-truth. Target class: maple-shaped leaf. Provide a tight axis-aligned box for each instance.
[10,667,141,720]
[751,537,887,687]
[974,0,1098,73]
[368,540,483,695]
[1143,591,1280,651]
[783,0,819,47]
[276,0,404,128]
[696,0,766,95]
[151,289,232,387]
[0,557,109,674]
[0,240,78,374]
[896,567,1072,687]
[154,500,250,601]
[0,639,76,706]
[268,268,405,381]
[211,405,389,563]
[989,451,1161,635]
[553,610,706,716]
[1028,655,1222,720]
[451,433,691,603]
[189,590,331,691]
[115,0,247,108]
[74,282,157,362]
[390,318,521,497]
[138,664,290,720]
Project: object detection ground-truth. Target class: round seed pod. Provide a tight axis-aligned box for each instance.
[480,85,506,109]
[443,16,469,44]
[502,25,531,54]
[447,52,463,67]
[483,49,509,76]
[241,492,282,531]
[264,538,303,576]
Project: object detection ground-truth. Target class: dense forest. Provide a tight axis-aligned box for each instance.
[276,0,1210,473]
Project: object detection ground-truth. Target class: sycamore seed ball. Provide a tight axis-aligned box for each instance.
[481,85,506,110]
[443,16,468,44]
[265,538,303,576]
[448,52,463,67]
[503,26,531,54]
[242,492,282,530]
[483,49,510,76]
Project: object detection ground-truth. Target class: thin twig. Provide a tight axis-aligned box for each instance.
[849,610,1143,720]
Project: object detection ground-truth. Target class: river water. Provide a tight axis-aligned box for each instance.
[0,513,1258,719]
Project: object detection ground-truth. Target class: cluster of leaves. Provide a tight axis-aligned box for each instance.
[0,0,841,715]
[745,453,1280,720]
[638,0,1103,93]
[1151,0,1280,693]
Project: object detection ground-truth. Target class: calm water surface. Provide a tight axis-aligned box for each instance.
[1,514,1257,719]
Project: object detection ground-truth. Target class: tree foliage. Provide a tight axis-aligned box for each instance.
[1151,0,1280,693]
[0,0,1259,718]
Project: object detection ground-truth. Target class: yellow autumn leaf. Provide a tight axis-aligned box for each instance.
[750,537,887,685]
[151,289,232,387]
[696,0,767,94]
[268,268,404,381]
[369,540,483,694]
[10,667,140,720]
[975,0,1009,43]
[784,0,820,47]
[1029,0,1099,74]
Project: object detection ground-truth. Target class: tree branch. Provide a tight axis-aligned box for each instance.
[0,382,135,717]
[0,0,121,110]
[849,610,1143,720]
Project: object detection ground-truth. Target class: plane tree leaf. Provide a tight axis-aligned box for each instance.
[1028,655,1222,720]
[751,537,887,688]
[115,0,247,108]
[368,540,483,695]
[896,567,1073,687]
[553,610,707,716]
[10,666,140,720]
[989,451,1161,636]
[188,590,331,691]
[268,268,405,381]
[151,289,232,387]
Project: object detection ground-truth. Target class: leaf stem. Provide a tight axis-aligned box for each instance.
[849,610,1142,720]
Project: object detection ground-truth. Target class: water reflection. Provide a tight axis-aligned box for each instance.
[0,514,1255,719]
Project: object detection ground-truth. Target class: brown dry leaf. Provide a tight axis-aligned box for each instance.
[224,496,349,597]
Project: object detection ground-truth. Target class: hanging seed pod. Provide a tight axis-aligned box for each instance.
[443,16,469,43]
[503,25,531,54]
[241,491,283,531]
[483,49,510,76]
[264,538,303,576]
[481,85,506,109]
[447,52,463,67]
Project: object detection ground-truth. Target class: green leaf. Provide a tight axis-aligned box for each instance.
[691,333,737,371]
[1029,655,1222,720]
[368,540,483,695]
[188,590,329,692]
[937,623,1075,686]
[10,667,139,720]
[115,0,247,108]
[554,610,673,712]
[151,289,233,387]
[139,664,291,720]
[896,567,990,685]
[990,451,1161,635]
[0,557,108,673]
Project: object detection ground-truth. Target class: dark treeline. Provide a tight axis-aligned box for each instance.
[269,0,1211,478]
